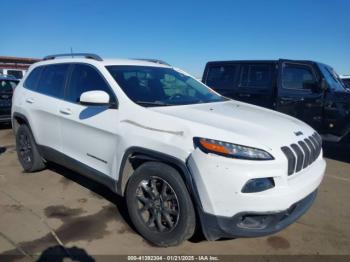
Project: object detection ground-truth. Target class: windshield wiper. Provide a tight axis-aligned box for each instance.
[135,101,173,107]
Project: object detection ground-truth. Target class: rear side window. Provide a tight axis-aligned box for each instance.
[24,67,42,90]
[65,64,115,103]
[205,65,238,89]
[239,64,273,88]
[37,64,69,98]
[282,63,316,90]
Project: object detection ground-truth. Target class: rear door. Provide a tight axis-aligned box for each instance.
[203,63,239,99]
[235,63,275,108]
[276,60,324,131]
[23,64,69,151]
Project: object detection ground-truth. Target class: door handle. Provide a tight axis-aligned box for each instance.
[238,93,251,97]
[59,108,72,115]
[25,98,35,104]
[280,97,305,103]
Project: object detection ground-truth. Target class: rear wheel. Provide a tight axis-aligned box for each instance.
[126,162,196,247]
[16,125,46,172]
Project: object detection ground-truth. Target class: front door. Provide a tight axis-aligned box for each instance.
[276,60,324,132]
[59,63,120,179]
[318,63,350,138]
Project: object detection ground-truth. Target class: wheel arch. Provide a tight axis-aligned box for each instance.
[12,112,30,134]
[117,147,202,208]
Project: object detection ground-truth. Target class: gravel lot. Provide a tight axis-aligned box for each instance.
[0,125,349,260]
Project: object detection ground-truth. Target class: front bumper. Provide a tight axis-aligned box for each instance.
[187,147,325,240]
[199,190,317,240]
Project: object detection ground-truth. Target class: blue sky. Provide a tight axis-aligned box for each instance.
[1,0,349,77]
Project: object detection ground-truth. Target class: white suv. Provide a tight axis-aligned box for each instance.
[12,53,326,246]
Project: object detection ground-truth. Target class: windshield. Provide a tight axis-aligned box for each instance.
[342,78,350,89]
[318,63,347,91]
[0,79,18,91]
[106,66,227,106]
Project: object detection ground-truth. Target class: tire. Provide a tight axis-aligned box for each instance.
[126,161,196,247]
[16,124,46,172]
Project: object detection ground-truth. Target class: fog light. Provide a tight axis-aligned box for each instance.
[242,178,275,193]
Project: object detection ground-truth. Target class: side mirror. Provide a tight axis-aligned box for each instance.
[80,90,110,106]
[321,79,328,91]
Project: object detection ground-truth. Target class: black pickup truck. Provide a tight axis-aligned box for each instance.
[202,59,350,143]
[0,75,19,124]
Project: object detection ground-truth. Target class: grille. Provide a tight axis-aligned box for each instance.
[281,132,322,176]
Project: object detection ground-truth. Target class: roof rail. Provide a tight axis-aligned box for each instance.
[43,53,103,61]
[133,58,170,66]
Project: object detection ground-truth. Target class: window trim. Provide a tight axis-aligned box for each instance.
[23,66,44,91]
[64,62,118,109]
[34,63,71,100]
[204,63,239,90]
[281,62,318,92]
[238,63,274,89]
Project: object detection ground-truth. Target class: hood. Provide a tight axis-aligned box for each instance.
[150,101,315,150]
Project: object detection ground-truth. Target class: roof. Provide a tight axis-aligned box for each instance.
[33,57,172,68]
[205,59,319,64]
[102,58,171,67]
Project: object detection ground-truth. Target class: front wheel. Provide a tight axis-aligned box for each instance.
[126,162,196,247]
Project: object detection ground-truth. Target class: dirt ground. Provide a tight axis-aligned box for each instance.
[0,124,349,260]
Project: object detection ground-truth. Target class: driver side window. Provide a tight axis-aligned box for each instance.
[282,63,316,91]
[66,64,115,103]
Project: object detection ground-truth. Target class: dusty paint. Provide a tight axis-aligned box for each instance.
[121,120,184,136]
[78,198,88,203]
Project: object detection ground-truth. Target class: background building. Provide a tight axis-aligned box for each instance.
[0,56,40,79]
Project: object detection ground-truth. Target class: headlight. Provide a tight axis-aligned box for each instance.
[193,137,274,160]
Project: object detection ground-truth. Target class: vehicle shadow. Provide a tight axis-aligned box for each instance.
[47,163,136,233]
[36,245,95,262]
[47,162,208,244]
[323,142,350,163]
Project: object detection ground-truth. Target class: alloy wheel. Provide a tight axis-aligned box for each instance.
[135,176,180,233]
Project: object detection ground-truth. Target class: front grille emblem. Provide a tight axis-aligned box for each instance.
[294,131,303,136]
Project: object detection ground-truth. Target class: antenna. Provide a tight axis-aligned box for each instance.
[70,47,73,58]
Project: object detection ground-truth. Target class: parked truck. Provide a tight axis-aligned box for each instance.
[202,59,350,143]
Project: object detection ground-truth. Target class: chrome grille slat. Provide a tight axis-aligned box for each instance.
[281,132,322,176]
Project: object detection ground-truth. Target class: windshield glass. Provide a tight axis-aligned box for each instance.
[0,80,18,91]
[318,63,346,91]
[342,78,350,89]
[106,66,227,106]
